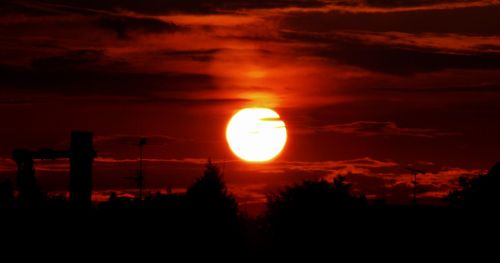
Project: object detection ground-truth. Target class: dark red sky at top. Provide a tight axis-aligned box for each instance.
[1,0,500,208]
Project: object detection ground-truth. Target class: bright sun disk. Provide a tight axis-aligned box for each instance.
[226,108,287,162]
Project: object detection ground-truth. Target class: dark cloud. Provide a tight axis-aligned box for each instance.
[4,0,328,16]
[0,60,247,107]
[319,121,455,138]
[364,0,480,8]
[95,135,177,146]
[5,0,494,17]
[1,7,183,38]
[0,98,32,106]
[282,31,500,74]
[162,49,223,62]
[0,1,65,16]
[477,44,500,51]
[98,97,251,106]
[98,15,182,39]
[0,46,249,106]
[282,5,500,35]
[0,63,216,97]
[374,84,500,94]
[31,49,105,69]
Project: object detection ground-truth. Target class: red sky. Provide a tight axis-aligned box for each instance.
[1,0,500,208]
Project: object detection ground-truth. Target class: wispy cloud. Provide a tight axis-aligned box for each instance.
[388,167,486,199]
[237,157,487,202]
[94,134,178,146]
[270,0,500,14]
[95,157,208,165]
[333,31,500,54]
[313,121,458,138]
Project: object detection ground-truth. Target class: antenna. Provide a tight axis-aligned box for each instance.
[114,136,168,200]
[121,137,147,200]
[137,137,147,200]
[405,166,427,206]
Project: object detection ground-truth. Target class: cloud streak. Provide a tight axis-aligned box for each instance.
[273,0,500,14]
[281,30,500,75]
[317,121,458,138]
[98,15,182,39]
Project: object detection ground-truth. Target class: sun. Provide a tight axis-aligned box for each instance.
[226,108,287,162]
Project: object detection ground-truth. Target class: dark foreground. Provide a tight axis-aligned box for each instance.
[1,207,498,259]
[2,161,500,258]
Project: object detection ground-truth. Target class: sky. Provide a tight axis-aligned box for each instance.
[1,0,500,210]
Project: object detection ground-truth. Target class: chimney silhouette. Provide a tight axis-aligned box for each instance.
[69,131,96,209]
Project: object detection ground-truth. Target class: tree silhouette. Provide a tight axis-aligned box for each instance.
[447,162,500,208]
[264,176,367,249]
[0,178,14,209]
[186,159,238,216]
[185,160,241,248]
[267,176,366,216]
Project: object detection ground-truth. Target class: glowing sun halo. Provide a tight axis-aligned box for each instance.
[226,108,287,162]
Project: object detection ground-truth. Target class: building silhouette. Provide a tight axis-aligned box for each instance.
[12,131,96,209]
